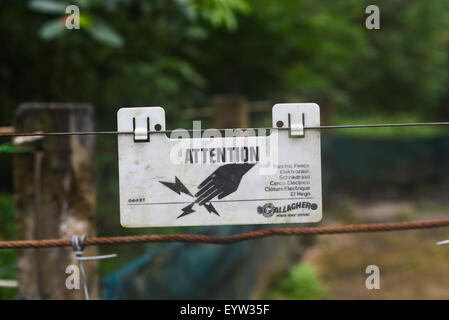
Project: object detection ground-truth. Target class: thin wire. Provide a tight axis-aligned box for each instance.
[78,258,89,300]
[436,239,449,246]
[1,122,449,137]
[72,235,89,300]
[307,122,449,129]
[76,254,117,261]
[1,218,449,249]
[71,235,117,300]
[1,122,447,249]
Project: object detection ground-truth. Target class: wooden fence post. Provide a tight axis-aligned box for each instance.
[13,103,97,300]
[212,94,249,129]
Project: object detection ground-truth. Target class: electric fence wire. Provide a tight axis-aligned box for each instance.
[1,120,449,249]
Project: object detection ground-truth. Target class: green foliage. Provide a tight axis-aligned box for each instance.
[190,0,250,30]
[0,193,18,300]
[2,0,253,128]
[29,0,66,14]
[266,264,328,300]
[195,0,449,116]
[0,193,14,241]
[39,18,66,40]
[29,0,249,46]
[86,19,124,47]
[0,0,445,126]
[30,0,124,47]
[0,142,34,154]
[348,0,449,116]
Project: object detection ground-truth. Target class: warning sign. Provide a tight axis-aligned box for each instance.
[117,103,322,227]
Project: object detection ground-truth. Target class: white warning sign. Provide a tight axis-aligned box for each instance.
[117,103,322,227]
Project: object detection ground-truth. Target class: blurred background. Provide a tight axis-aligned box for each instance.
[1,0,449,299]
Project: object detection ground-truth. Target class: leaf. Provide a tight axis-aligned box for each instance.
[29,0,67,14]
[86,20,124,47]
[39,18,66,40]
[189,0,250,30]
[0,142,34,154]
[186,25,208,39]
[79,13,93,28]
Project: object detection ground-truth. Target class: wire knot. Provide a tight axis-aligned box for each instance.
[70,234,117,300]
[71,234,86,258]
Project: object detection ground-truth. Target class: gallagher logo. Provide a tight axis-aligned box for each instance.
[257,202,318,218]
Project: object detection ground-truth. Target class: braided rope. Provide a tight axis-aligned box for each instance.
[1,218,449,249]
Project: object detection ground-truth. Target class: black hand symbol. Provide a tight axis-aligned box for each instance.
[195,163,255,205]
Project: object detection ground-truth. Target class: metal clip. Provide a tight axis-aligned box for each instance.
[133,117,150,142]
[288,113,305,138]
[13,131,44,146]
[72,235,117,300]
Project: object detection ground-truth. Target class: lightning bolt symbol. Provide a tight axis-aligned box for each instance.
[177,202,195,218]
[204,203,219,216]
[160,176,221,217]
[159,177,193,197]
